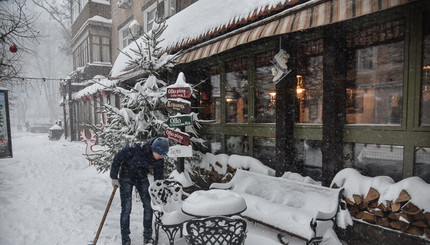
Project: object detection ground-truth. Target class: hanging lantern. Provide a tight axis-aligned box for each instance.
[9,44,17,53]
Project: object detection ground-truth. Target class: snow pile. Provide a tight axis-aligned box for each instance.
[331,168,430,211]
[169,169,194,188]
[166,72,192,89]
[281,171,321,185]
[199,152,276,176]
[182,189,247,217]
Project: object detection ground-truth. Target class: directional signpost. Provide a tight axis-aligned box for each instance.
[165,73,194,172]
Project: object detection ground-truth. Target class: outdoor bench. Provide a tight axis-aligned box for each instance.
[210,169,345,244]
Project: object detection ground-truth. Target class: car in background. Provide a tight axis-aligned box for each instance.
[29,123,52,133]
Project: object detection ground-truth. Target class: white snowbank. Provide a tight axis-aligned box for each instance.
[182,189,247,217]
[331,168,430,211]
[169,169,193,188]
[198,152,276,176]
[282,171,321,185]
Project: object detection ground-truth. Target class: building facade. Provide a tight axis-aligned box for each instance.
[64,0,430,186]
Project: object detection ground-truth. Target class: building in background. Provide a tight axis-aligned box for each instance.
[62,0,112,141]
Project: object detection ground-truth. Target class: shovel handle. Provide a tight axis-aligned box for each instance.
[92,185,118,245]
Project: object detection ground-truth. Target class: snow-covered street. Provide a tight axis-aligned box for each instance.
[0,131,290,245]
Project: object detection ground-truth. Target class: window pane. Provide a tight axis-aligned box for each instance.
[255,51,276,123]
[296,40,324,124]
[200,66,221,123]
[253,137,276,170]
[226,58,248,123]
[201,134,222,154]
[353,143,403,182]
[102,37,109,45]
[147,8,156,31]
[346,20,405,125]
[414,147,430,183]
[102,45,110,62]
[295,140,323,181]
[421,13,430,126]
[226,135,248,155]
[92,37,100,62]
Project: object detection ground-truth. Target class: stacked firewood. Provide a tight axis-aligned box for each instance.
[333,184,430,238]
[188,162,248,189]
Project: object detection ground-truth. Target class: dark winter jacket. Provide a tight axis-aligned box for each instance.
[110,138,164,181]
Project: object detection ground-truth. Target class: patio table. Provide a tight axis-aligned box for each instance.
[182,189,247,217]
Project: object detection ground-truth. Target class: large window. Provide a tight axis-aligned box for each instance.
[421,13,430,126]
[119,24,134,50]
[225,58,248,124]
[415,147,430,182]
[157,0,177,19]
[253,137,276,169]
[92,36,110,63]
[144,3,157,33]
[226,135,248,155]
[352,143,404,182]
[73,38,89,69]
[295,140,323,181]
[346,20,405,125]
[255,51,276,123]
[200,66,221,123]
[71,0,88,23]
[296,39,324,124]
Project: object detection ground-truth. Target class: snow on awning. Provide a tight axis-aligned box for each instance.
[111,0,416,77]
[178,0,417,64]
[73,76,119,100]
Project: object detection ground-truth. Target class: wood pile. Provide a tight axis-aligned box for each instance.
[332,184,430,238]
[189,162,248,189]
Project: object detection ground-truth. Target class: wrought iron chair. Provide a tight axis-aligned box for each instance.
[185,216,247,245]
[149,179,192,245]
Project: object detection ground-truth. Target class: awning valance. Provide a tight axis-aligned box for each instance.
[179,0,416,64]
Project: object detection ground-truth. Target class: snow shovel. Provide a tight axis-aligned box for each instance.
[89,185,118,245]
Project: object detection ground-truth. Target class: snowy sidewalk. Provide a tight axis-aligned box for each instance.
[0,132,302,245]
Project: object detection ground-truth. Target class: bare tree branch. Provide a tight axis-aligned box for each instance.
[0,0,41,88]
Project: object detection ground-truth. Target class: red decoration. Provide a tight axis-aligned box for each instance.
[9,44,17,53]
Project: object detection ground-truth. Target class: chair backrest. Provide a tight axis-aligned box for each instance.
[149,179,184,212]
[185,216,247,245]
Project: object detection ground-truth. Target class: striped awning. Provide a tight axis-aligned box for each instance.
[179,0,416,64]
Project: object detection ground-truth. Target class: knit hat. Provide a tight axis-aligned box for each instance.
[151,137,169,155]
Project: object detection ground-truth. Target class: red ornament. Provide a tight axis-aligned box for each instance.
[9,44,17,53]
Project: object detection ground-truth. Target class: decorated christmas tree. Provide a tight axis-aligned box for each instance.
[89,19,205,174]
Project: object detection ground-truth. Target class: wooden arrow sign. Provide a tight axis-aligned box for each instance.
[165,128,190,146]
[166,99,191,114]
[167,87,193,99]
[167,145,193,158]
[167,115,193,127]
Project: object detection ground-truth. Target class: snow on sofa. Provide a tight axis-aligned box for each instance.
[210,169,346,244]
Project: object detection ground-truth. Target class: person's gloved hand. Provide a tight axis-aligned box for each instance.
[112,179,120,188]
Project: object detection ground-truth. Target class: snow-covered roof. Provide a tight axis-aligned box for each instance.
[73,76,118,99]
[111,0,301,77]
[159,0,298,52]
